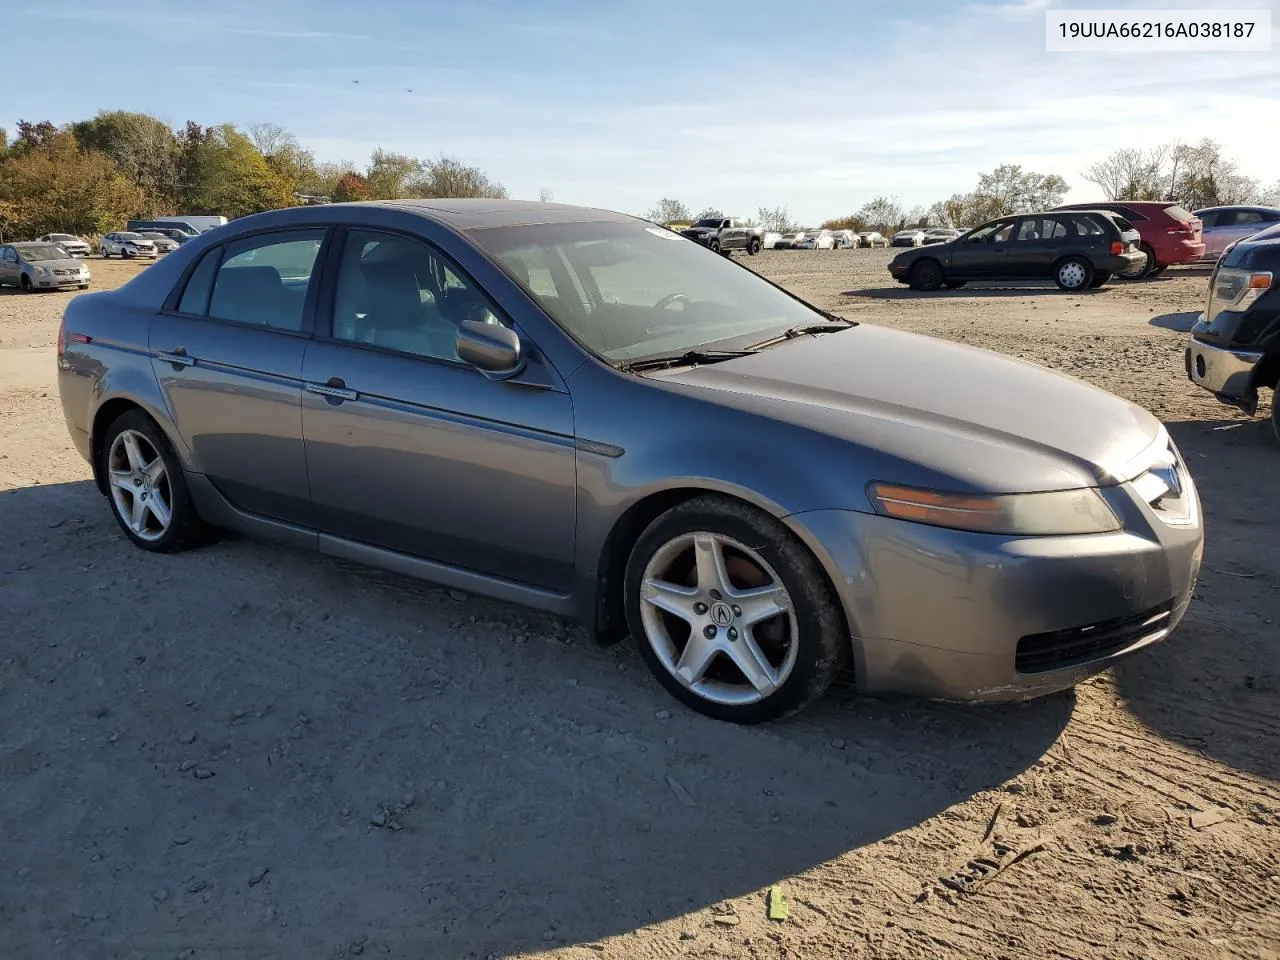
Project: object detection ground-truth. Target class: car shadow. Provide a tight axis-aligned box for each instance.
[846,284,1109,300]
[1114,416,1280,782]
[0,479,1073,958]
[1150,311,1201,332]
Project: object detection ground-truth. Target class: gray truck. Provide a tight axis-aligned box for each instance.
[679,217,766,256]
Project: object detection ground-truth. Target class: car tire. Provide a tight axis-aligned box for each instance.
[1150,265,1167,277]
[944,280,967,289]
[708,239,721,254]
[1119,243,1157,280]
[624,495,846,723]
[100,410,209,553]
[1089,271,1112,288]
[20,275,34,293]
[746,237,762,256]
[122,249,133,260]
[908,259,945,292]
[1054,256,1093,291]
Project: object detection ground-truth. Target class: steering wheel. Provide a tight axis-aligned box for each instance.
[653,293,690,311]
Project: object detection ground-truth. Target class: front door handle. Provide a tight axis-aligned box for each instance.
[157,348,194,367]
[305,379,358,402]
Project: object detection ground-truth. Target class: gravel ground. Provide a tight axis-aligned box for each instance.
[1,250,1277,960]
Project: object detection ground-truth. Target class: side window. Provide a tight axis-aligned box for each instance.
[1233,211,1265,226]
[1015,220,1039,241]
[329,229,508,363]
[177,248,222,315]
[1198,211,1220,228]
[1045,218,1067,239]
[1071,215,1106,237]
[207,230,324,332]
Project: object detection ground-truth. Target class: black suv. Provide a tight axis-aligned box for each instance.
[1185,223,1280,443]
[888,210,1145,292]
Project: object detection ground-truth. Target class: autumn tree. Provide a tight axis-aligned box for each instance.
[856,196,904,233]
[250,122,316,196]
[758,206,795,232]
[71,111,181,213]
[694,207,725,221]
[413,156,509,199]
[185,124,295,218]
[332,171,372,202]
[645,198,691,225]
[1081,146,1171,201]
[820,214,865,231]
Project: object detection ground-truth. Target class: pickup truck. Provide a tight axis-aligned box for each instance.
[679,217,766,256]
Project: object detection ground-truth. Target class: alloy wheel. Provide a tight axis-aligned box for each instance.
[638,531,799,706]
[107,429,173,542]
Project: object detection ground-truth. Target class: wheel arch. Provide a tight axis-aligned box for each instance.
[89,395,186,495]
[1251,353,1280,392]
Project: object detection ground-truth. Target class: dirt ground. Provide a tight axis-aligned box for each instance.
[1,250,1277,960]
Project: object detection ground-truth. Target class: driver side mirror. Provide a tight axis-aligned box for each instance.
[456,319,524,377]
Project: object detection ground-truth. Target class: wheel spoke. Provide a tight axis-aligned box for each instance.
[674,634,718,686]
[108,469,135,492]
[146,492,171,530]
[693,533,731,594]
[642,578,699,623]
[726,633,779,695]
[733,583,788,627]
[129,492,148,533]
[121,432,145,473]
[143,456,165,485]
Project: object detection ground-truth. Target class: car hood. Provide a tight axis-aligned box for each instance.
[28,257,87,271]
[657,325,1163,493]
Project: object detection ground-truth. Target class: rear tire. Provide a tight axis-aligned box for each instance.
[1119,243,1157,280]
[1150,265,1167,277]
[624,495,846,723]
[1089,271,1112,288]
[100,411,209,553]
[1054,256,1093,291]
[746,237,761,256]
[908,259,945,292]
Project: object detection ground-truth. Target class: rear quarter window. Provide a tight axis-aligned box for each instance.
[176,248,221,315]
[1163,205,1194,222]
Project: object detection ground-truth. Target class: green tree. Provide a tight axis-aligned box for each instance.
[856,196,903,233]
[694,207,725,221]
[70,111,181,213]
[973,164,1069,217]
[820,214,865,231]
[250,122,316,196]
[645,198,691,225]
[186,124,295,218]
[365,148,422,200]
[758,206,795,232]
[0,130,144,237]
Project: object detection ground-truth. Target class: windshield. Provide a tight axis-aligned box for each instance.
[119,232,146,241]
[470,220,829,363]
[49,234,77,242]
[140,232,169,240]
[691,218,723,228]
[17,244,70,262]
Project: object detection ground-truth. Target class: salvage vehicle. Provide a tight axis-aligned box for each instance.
[678,216,765,255]
[1052,200,1204,279]
[889,211,1145,292]
[1185,224,1280,443]
[0,241,92,291]
[37,233,92,258]
[57,199,1203,722]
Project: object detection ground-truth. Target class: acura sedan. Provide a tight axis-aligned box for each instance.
[57,200,1203,723]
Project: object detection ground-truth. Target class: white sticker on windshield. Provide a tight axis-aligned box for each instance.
[645,226,679,239]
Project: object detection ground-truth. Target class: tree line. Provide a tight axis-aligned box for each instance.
[0,112,510,240]
[646,139,1279,236]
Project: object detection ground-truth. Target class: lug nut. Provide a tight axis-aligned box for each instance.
[728,628,738,641]
[703,625,717,639]
[731,605,741,617]
[709,589,722,601]
[694,602,708,615]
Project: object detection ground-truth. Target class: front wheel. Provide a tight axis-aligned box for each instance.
[1089,271,1112,288]
[20,275,34,293]
[101,411,208,553]
[624,495,846,723]
[1054,256,1093,291]
[708,239,721,254]
[746,237,761,255]
[908,259,945,291]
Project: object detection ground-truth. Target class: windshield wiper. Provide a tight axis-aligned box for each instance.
[747,318,855,351]
[622,348,758,373]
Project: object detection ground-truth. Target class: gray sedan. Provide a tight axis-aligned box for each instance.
[0,242,92,291]
[56,200,1203,722]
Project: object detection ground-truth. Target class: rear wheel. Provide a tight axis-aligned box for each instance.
[908,259,944,292]
[1054,256,1093,291]
[1119,243,1157,280]
[746,236,762,256]
[1150,265,1167,277]
[624,495,846,723]
[1089,271,1112,288]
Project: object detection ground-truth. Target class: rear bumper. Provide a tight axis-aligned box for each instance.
[786,466,1203,702]
[1105,252,1147,274]
[1157,238,1206,265]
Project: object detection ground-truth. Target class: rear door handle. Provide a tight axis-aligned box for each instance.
[305,380,358,402]
[157,348,194,367]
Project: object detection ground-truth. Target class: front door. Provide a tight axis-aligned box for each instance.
[947,219,1014,278]
[300,227,577,592]
[149,227,327,526]
[0,246,16,285]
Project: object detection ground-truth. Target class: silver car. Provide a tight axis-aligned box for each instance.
[138,231,181,254]
[55,200,1204,723]
[37,233,93,257]
[1194,205,1280,261]
[100,231,158,259]
[0,241,92,291]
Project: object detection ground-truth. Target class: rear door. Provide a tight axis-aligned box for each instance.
[149,228,327,526]
[1006,216,1069,278]
[1218,209,1273,253]
[299,227,577,591]
[947,219,1015,278]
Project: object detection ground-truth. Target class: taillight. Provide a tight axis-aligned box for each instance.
[1110,241,1124,255]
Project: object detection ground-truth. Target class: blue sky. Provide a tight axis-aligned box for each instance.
[8,0,1279,223]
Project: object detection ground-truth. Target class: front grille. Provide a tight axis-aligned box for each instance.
[1015,600,1175,674]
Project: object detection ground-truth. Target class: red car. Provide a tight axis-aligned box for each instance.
[1052,201,1204,279]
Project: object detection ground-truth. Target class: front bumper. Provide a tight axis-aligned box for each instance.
[34,274,90,288]
[1185,336,1263,405]
[787,455,1203,702]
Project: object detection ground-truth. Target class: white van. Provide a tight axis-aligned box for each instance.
[153,215,227,233]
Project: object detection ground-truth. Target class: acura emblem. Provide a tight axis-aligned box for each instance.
[709,601,734,627]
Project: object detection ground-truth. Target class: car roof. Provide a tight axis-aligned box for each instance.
[1194,204,1280,214]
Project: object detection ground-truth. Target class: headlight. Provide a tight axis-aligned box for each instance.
[35,266,51,276]
[867,482,1122,536]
